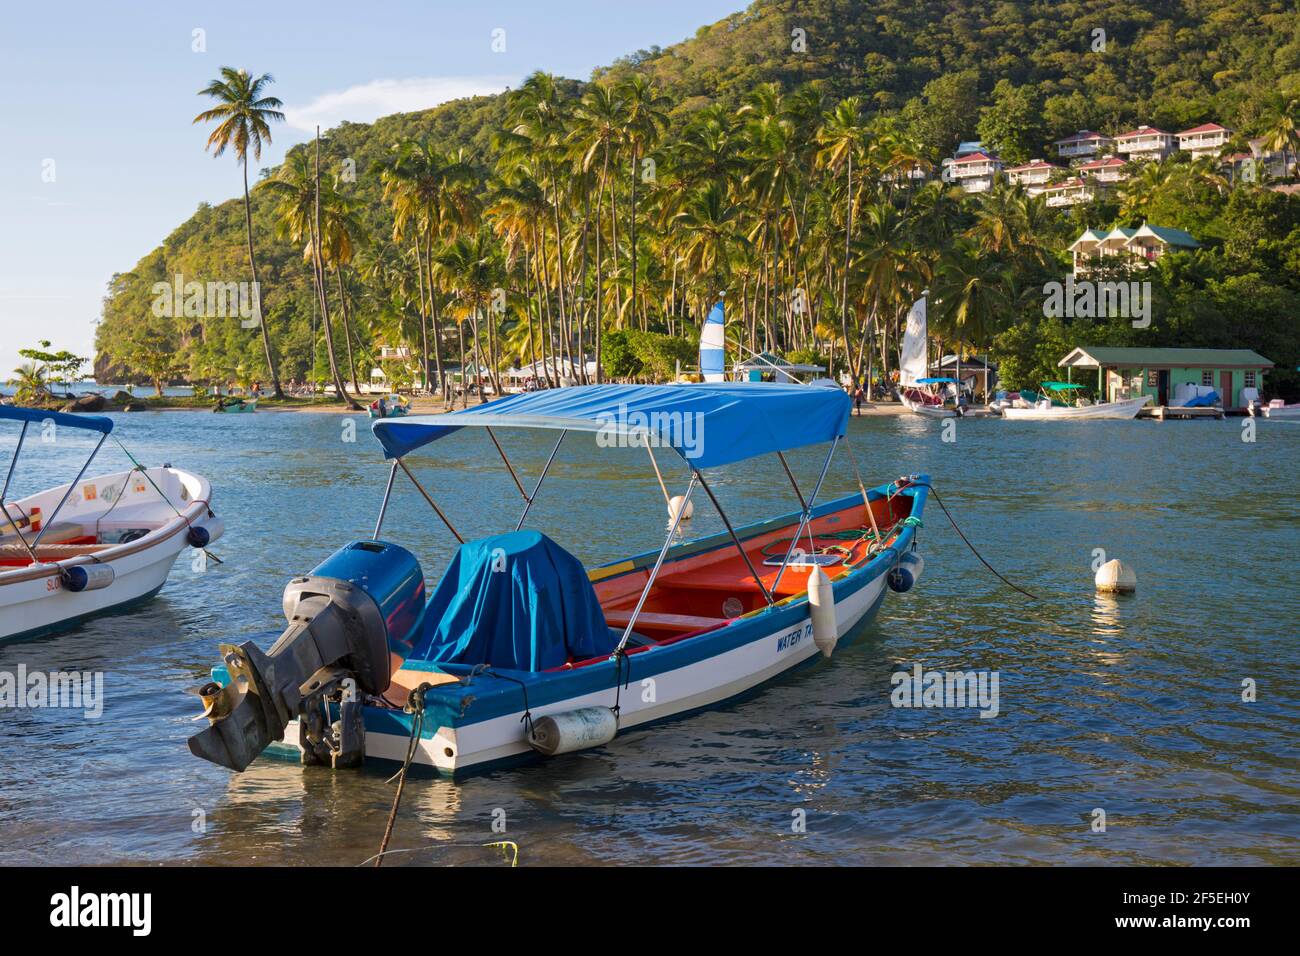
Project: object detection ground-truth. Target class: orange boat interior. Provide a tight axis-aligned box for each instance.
[592,491,912,648]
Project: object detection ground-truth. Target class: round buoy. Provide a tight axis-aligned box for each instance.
[668,495,694,522]
[1095,558,1136,593]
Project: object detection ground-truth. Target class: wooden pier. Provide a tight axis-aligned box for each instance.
[1139,405,1225,420]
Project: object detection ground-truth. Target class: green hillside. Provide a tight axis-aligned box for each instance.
[91,0,1300,400]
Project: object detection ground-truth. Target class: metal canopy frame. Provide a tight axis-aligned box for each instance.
[1,419,109,560]
[368,422,845,659]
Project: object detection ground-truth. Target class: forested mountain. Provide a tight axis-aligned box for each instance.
[92,0,1300,398]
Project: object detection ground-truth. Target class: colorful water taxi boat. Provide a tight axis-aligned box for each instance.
[0,406,224,643]
[188,383,928,778]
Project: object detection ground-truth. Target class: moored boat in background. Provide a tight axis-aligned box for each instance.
[1000,382,1151,420]
[0,406,223,643]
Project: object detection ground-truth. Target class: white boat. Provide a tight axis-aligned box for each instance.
[1261,400,1300,419]
[1,406,224,643]
[1002,391,1151,420]
[899,384,958,418]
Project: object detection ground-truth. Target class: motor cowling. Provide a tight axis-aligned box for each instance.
[188,540,425,772]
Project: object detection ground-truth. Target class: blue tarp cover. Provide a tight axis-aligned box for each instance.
[1181,389,1219,408]
[411,530,615,672]
[372,382,850,468]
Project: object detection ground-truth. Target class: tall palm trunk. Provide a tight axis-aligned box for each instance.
[333,265,360,394]
[423,238,446,402]
[309,132,356,408]
[413,229,431,394]
[242,158,284,398]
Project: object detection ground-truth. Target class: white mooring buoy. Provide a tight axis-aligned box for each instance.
[668,495,694,522]
[1095,558,1137,593]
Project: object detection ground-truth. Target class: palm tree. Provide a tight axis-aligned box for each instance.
[571,81,625,381]
[673,182,744,299]
[258,147,357,407]
[194,67,286,398]
[616,74,670,327]
[7,363,50,404]
[1260,97,1300,182]
[817,96,869,393]
[434,232,507,402]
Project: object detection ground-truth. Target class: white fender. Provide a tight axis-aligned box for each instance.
[528,706,619,756]
[807,565,838,658]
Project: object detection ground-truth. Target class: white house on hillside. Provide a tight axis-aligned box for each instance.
[1054,130,1112,160]
[1114,125,1175,162]
[1078,156,1129,183]
[1042,178,1094,207]
[944,151,1001,192]
[1003,159,1060,193]
[1177,122,1233,160]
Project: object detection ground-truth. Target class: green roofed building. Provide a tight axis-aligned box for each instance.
[1070,222,1200,275]
[1059,346,1273,410]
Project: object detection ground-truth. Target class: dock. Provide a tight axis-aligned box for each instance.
[1139,405,1225,420]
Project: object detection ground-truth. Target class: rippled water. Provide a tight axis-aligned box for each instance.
[1,409,1297,865]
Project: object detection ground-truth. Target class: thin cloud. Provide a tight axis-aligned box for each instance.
[285,76,515,132]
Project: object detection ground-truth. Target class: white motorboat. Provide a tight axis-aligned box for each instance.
[1001,383,1151,420]
[1,406,224,643]
[1260,399,1300,419]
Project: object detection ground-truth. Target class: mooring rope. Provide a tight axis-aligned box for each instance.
[110,436,223,563]
[374,682,429,868]
[906,481,1039,600]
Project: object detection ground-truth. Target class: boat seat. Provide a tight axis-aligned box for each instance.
[0,521,86,549]
[603,609,728,633]
[0,542,114,560]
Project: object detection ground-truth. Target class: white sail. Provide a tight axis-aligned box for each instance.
[899,296,927,387]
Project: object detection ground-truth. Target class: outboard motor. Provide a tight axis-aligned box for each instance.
[188,540,425,772]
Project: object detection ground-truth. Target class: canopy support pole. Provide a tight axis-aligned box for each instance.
[777,451,817,556]
[693,470,773,605]
[645,442,673,510]
[395,457,463,544]
[372,460,399,540]
[771,437,838,594]
[1,420,28,504]
[486,427,529,501]
[515,430,566,532]
[616,472,698,653]
[0,421,41,564]
[33,432,108,548]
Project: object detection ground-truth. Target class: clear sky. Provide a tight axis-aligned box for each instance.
[0,0,742,377]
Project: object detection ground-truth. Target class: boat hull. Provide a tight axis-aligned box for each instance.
[263,480,928,778]
[899,394,956,418]
[1263,404,1300,419]
[1001,396,1151,420]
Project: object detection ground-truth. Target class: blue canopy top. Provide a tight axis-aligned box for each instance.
[915,377,957,385]
[372,383,850,469]
[0,404,113,435]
